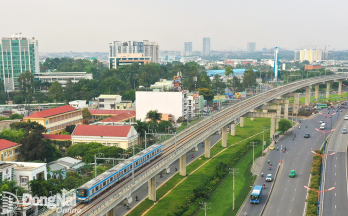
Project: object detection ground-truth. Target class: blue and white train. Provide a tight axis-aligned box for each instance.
[76,144,163,202]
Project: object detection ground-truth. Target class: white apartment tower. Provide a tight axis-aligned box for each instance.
[247,42,256,52]
[184,42,192,56]
[203,38,210,55]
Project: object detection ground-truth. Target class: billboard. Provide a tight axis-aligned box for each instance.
[214,95,226,103]
[234,92,246,99]
[173,76,181,89]
[224,93,233,100]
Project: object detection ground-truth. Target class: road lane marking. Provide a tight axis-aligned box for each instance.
[335,165,336,167]
[292,198,294,201]
[335,173,337,176]
[335,205,337,209]
[335,182,336,185]
[295,188,296,192]
[335,193,336,196]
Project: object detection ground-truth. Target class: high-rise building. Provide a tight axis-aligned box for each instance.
[0,33,39,91]
[247,42,256,52]
[109,40,159,69]
[295,49,327,63]
[184,42,192,56]
[274,47,279,81]
[203,38,210,55]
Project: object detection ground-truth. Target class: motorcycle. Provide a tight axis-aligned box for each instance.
[269,166,272,170]
[283,149,285,153]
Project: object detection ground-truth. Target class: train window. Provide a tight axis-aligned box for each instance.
[110,177,113,181]
[96,186,99,191]
[103,181,106,187]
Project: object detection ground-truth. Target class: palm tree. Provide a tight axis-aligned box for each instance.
[133,120,147,145]
[146,110,162,123]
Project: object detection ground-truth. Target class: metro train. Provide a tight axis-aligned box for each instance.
[76,144,163,202]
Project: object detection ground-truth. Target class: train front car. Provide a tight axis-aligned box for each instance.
[76,187,89,202]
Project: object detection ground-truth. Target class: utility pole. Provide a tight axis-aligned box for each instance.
[199,202,211,216]
[230,168,239,210]
[261,126,268,153]
[250,142,258,167]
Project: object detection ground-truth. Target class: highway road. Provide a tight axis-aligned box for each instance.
[239,108,339,216]
[116,133,223,216]
[322,109,348,216]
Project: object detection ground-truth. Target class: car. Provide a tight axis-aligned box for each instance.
[320,123,326,130]
[342,128,347,134]
[269,145,275,150]
[266,174,273,182]
[289,170,296,178]
[304,133,310,138]
[319,120,325,124]
[345,115,348,120]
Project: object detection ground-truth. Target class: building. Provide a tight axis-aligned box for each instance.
[0,139,21,161]
[0,33,39,91]
[115,101,132,110]
[136,91,204,122]
[43,134,72,141]
[95,112,136,125]
[109,40,159,69]
[48,157,85,179]
[89,109,136,119]
[305,65,322,70]
[69,100,88,109]
[0,162,15,181]
[71,125,138,149]
[184,42,193,56]
[274,47,279,81]
[97,94,122,110]
[0,119,21,132]
[150,79,174,90]
[23,105,83,134]
[203,38,211,55]
[8,162,47,191]
[109,53,151,69]
[247,42,256,52]
[35,72,92,87]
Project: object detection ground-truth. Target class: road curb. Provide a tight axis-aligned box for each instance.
[303,174,312,216]
[259,163,281,216]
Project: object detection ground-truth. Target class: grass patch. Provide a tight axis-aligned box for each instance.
[127,118,270,216]
[288,92,348,104]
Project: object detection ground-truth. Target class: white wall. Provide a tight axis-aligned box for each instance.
[136,91,183,121]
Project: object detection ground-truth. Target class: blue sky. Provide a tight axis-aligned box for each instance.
[2,0,347,52]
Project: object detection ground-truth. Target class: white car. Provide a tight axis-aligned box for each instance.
[266,174,273,182]
[319,120,325,124]
[344,115,348,120]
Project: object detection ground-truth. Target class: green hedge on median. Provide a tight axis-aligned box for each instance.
[166,138,262,216]
[306,149,322,216]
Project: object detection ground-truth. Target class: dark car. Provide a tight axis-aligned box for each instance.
[304,133,310,138]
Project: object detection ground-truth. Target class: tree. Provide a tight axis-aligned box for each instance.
[0,91,8,104]
[65,125,76,134]
[278,119,292,133]
[9,113,23,120]
[197,88,214,101]
[0,129,26,143]
[13,95,24,104]
[10,120,46,134]
[48,81,63,102]
[211,74,226,95]
[82,108,91,123]
[133,120,147,145]
[64,78,74,102]
[0,180,26,196]
[158,121,173,133]
[146,110,162,123]
[34,92,47,103]
[243,69,257,89]
[225,66,234,77]
[19,130,46,161]
[17,71,35,104]
[122,89,136,102]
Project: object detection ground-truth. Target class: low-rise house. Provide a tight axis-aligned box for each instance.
[48,157,84,179]
[89,109,136,120]
[0,119,21,132]
[95,112,136,125]
[23,105,83,134]
[115,101,133,110]
[71,125,138,149]
[0,139,21,161]
[97,94,122,110]
[0,162,15,181]
[69,100,88,109]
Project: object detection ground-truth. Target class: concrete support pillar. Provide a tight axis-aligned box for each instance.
[276,108,281,130]
[106,207,116,216]
[338,80,342,96]
[284,103,289,120]
[250,110,255,121]
[230,123,236,136]
[179,155,186,176]
[240,117,245,127]
[205,136,211,158]
[148,176,156,201]
[326,82,330,98]
[305,86,311,106]
[222,126,227,147]
[293,93,299,114]
[270,117,276,139]
[315,84,319,100]
[263,109,268,113]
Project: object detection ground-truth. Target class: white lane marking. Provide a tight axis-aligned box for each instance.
[290,209,292,213]
[300,172,302,174]
[335,205,337,209]
[335,193,336,196]
[335,164,336,168]
[335,173,337,176]
[277,209,279,213]
[292,198,294,201]
[335,182,337,185]
[295,188,297,192]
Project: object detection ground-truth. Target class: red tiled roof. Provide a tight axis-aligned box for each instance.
[25,105,77,118]
[99,113,135,123]
[0,139,21,151]
[72,125,131,137]
[89,109,135,116]
[43,134,71,140]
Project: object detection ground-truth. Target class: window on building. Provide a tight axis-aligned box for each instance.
[46,120,49,125]
[9,150,12,156]
[99,104,104,108]
[21,177,28,184]
[115,143,119,147]
[99,99,104,102]
[116,106,120,109]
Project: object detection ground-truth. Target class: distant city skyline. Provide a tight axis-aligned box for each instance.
[2,0,348,52]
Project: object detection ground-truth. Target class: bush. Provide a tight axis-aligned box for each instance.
[306,149,322,215]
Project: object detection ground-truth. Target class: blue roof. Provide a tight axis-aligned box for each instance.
[206,69,257,76]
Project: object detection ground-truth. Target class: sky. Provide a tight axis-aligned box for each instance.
[2,0,348,52]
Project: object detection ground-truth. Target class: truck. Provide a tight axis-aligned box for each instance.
[250,185,263,204]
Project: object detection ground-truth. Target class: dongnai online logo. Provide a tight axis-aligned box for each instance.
[1,193,78,214]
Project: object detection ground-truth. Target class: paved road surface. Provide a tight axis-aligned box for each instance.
[322,110,348,216]
[116,133,223,215]
[239,109,338,216]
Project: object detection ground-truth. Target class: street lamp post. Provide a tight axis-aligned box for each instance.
[250,142,258,167]
[304,185,335,216]
[315,128,335,151]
